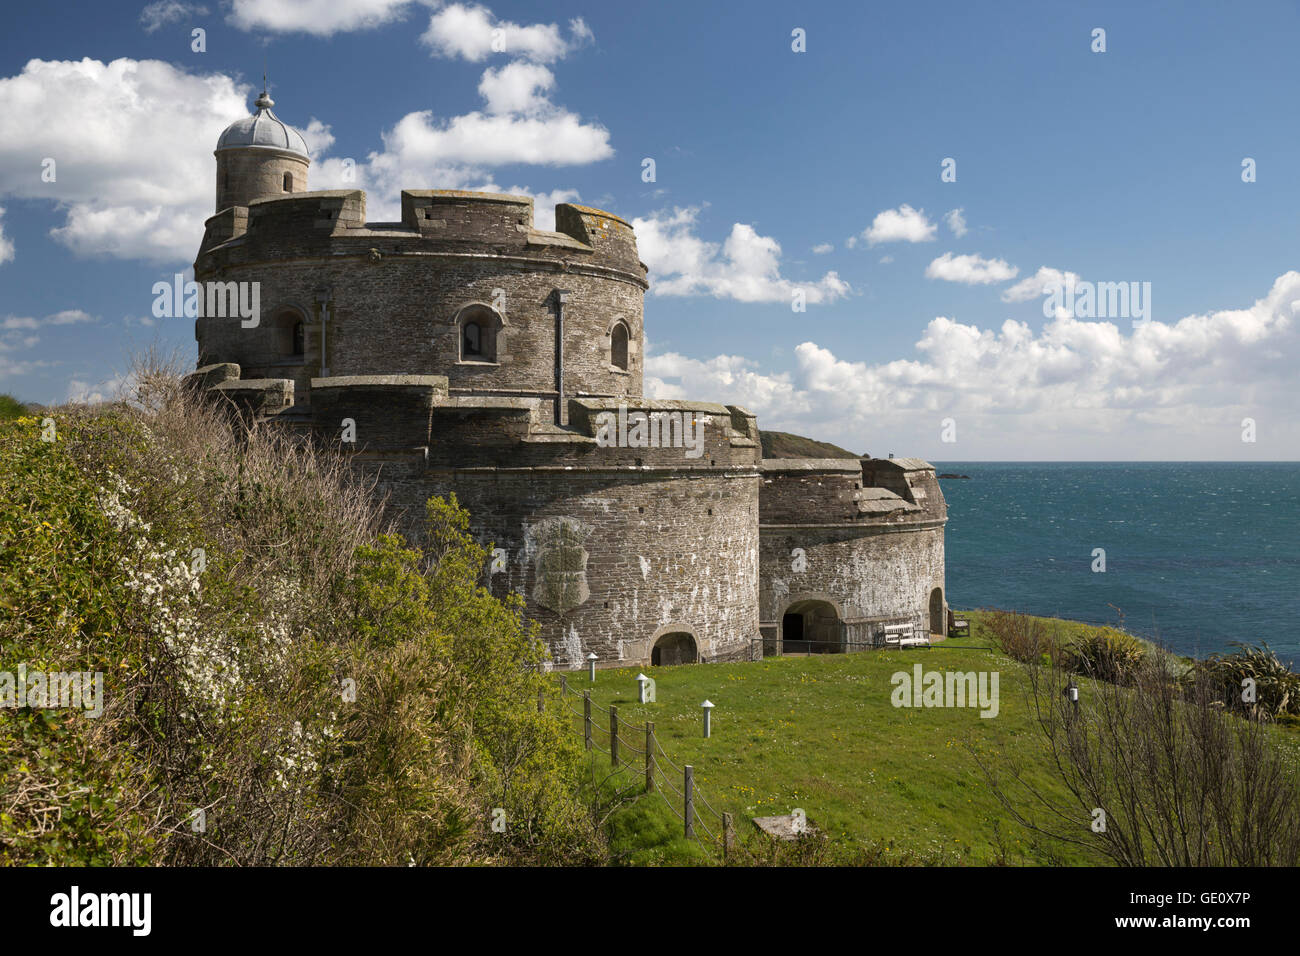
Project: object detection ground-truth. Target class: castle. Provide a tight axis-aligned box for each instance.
[185,90,949,668]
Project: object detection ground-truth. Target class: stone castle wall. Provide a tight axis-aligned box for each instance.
[189,158,948,669]
[195,191,646,424]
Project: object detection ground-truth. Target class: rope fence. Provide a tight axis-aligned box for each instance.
[536,672,752,862]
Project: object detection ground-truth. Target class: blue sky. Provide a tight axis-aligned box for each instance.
[1,0,1297,459]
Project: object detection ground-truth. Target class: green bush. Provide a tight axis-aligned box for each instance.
[0,394,25,421]
[1066,629,1147,685]
[1182,642,1300,721]
[0,377,603,865]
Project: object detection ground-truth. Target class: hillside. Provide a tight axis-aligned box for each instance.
[758,429,861,459]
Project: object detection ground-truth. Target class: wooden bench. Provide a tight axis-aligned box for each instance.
[947,609,970,638]
[881,623,930,649]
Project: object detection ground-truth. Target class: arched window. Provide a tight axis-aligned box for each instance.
[456,304,501,363]
[611,322,629,371]
[273,308,308,360]
[282,171,293,192]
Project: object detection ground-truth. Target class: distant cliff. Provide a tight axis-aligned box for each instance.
[759,429,861,460]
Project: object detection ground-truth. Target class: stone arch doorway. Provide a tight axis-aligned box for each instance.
[929,587,944,636]
[781,598,844,654]
[651,631,697,666]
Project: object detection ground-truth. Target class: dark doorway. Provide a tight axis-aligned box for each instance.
[781,600,843,654]
[782,612,804,649]
[651,631,696,666]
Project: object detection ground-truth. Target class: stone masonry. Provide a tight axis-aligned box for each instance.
[186,92,947,669]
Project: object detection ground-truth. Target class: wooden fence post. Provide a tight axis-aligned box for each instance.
[723,812,735,861]
[537,687,545,714]
[684,765,695,839]
[645,722,655,793]
[560,674,567,696]
[583,691,592,751]
[610,705,619,767]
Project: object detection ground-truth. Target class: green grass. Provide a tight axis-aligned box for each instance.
[757,429,860,459]
[556,614,1108,866]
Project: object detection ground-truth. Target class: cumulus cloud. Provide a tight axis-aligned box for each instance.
[632,206,850,305]
[925,252,1018,285]
[0,206,13,264]
[227,0,420,36]
[646,271,1300,458]
[943,207,967,237]
[0,58,249,262]
[863,204,936,246]
[3,309,95,330]
[421,4,592,62]
[139,1,208,32]
[812,242,833,254]
[0,53,609,260]
[1002,266,1083,304]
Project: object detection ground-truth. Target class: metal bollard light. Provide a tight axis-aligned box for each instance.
[587,651,597,682]
[636,673,651,704]
[701,699,714,738]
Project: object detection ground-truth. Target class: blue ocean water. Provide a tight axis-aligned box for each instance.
[933,463,1300,661]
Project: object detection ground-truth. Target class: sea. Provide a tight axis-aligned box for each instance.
[932,462,1300,662]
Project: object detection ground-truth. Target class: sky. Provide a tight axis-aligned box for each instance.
[0,0,1297,460]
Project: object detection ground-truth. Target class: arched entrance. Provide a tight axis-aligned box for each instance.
[651,631,697,666]
[780,599,844,654]
[929,587,944,636]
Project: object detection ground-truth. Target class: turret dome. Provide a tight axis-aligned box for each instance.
[216,91,309,158]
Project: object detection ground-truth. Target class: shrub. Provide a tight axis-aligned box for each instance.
[985,610,1056,664]
[1182,642,1300,721]
[1066,629,1146,685]
[0,366,603,866]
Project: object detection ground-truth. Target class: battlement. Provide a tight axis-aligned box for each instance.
[760,457,945,526]
[198,188,646,284]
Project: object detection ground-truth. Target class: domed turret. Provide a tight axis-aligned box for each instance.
[214,89,310,212]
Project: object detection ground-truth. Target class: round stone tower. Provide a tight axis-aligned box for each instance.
[214,90,310,212]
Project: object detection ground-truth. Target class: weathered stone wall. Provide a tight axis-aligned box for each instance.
[215,148,309,214]
[195,190,647,420]
[758,459,947,652]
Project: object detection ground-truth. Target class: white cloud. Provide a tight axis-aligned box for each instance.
[879,255,894,264]
[0,58,248,262]
[227,0,420,36]
[0,55,609,261]
[863,204,936,246]
[943,207,967,237]
[645,271,1300,459]
[139,1,208,32]
[3,309,95,329]
[632,206,850,305]
[925,252,1018,285]
[812,242,833,254]
[0,206,13,264]
[67,372,128,405]
[1002,266,1083,303]
[421,4,592,62]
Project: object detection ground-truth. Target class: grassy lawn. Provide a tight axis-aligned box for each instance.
[553,612,1110,866]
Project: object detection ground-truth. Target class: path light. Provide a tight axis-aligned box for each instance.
[701,699,715,738]
[587,652,598,682]
[636,673,651,704]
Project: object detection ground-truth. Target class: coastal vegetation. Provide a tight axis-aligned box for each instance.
[2,367,1296,866]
